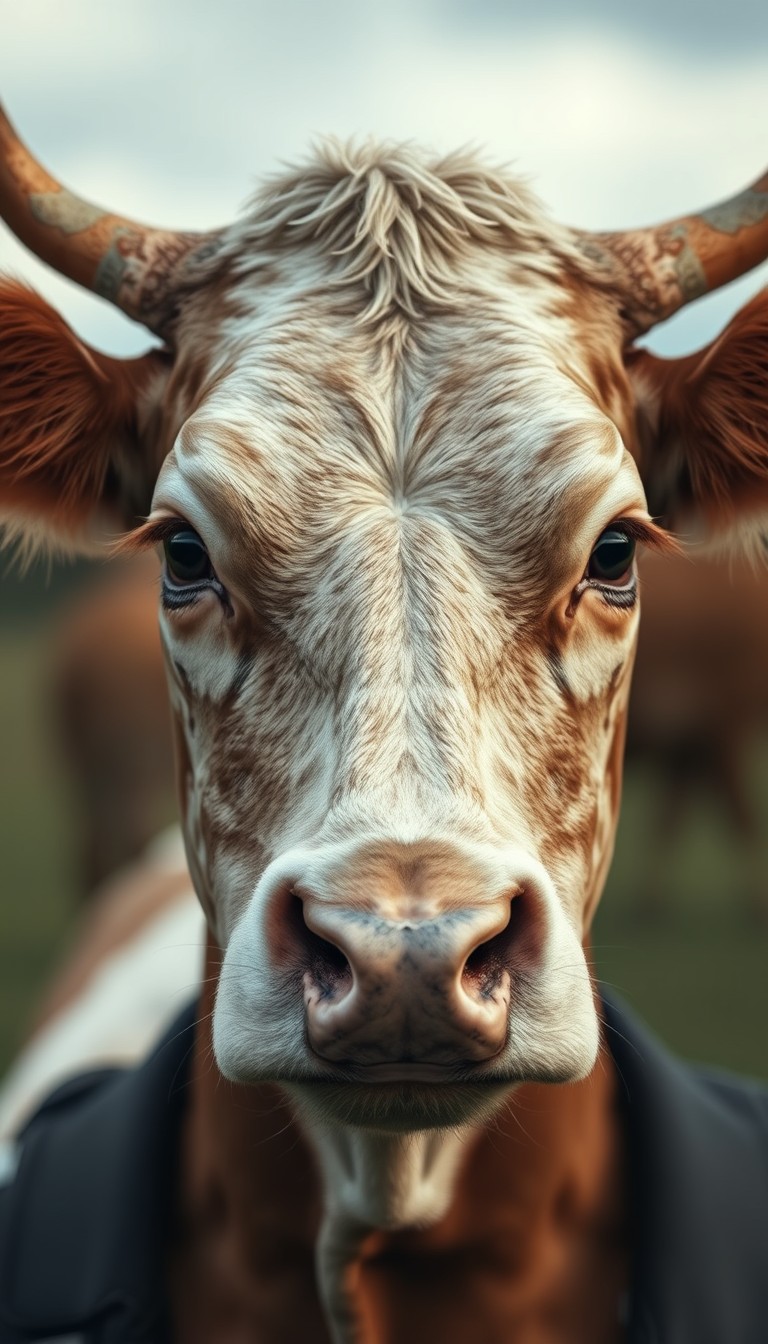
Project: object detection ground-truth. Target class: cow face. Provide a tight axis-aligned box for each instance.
[143,267,652,1127]
[2,127,767,1131]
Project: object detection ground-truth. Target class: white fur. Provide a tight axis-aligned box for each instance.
[0,884,204,1140]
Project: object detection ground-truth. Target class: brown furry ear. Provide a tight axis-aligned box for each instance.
[0,280,169,559]
[627,289,768,553]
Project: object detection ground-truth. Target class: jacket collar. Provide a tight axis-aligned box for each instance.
[1,994,767,1341]
[602,996,768,1344]
[0,1003,196,1342]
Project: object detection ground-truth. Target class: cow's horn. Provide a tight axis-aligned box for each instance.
[0,103,222,339]
[583,168,768,337]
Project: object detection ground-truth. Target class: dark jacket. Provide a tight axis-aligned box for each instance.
[0,995,767,1343]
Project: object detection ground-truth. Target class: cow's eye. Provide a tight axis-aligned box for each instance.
[587,528,636,584]
[164,528,213,584]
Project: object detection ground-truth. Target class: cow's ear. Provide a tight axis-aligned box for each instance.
[627,289,768,555]
[0,280,171,561]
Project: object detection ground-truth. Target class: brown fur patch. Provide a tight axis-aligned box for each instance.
[628,289,768,535]
[0,281,162,549]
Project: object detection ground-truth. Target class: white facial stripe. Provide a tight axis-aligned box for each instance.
[159,605,242,703]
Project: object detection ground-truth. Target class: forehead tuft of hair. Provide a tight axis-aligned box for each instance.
[211,140,609,322]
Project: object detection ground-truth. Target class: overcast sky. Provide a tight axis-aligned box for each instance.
[1,0,766,358]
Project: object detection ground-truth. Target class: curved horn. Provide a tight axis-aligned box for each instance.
[0,103,221,339]
[586,168,768,338]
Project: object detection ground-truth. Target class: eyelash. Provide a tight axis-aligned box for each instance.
[594,575,637,609]
[570,572,637,617]
[161,574,212,609]
[162,575,233,621]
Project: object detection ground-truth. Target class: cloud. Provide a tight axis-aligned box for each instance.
[438,0,768,57]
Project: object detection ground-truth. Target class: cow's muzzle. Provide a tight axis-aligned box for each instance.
[264,840,548,1073]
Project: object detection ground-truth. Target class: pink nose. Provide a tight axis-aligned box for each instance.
[293,895,518,1070]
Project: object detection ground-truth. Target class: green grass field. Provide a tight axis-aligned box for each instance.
[0,608,766,1082]
[0,630,76,1066]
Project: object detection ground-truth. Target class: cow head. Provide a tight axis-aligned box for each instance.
[2,106,767,1134]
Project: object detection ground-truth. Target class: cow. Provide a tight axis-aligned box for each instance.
[626,549,768,921]
[48,553,177,893]
[0,101,767,1343]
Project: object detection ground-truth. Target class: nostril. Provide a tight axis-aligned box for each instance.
[287,894,352,999]
[306,929,352,998]
[462,890,540,997]
[463,925,512,997]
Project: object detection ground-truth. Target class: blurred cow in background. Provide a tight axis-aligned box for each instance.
[628,550,768,920]
[0,555,200,1140]
[49,553,177,893]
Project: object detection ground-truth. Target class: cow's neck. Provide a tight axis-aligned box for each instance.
[170,936,627,1344]
[302,1118,473,1342]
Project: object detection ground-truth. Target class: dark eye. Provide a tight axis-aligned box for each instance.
[587,528,636,584]
[163,528,213,584]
